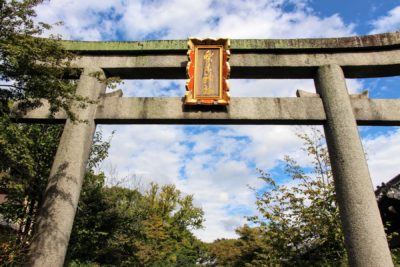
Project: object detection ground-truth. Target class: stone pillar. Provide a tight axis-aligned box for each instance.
[315,64,393,267]
[27,68,106,267]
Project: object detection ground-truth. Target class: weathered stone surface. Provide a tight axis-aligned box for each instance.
[60,31,400,53]
[95,97,324,125]
[315,64,393,267]
[351,99,400,125]
[27,69,106,267]
[10,100,66,123]
[60,32,400,79]
[69,48,400,79]
[12,97,400,126]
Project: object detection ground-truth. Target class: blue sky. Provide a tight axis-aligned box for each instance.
[309,0,400,32]
[35,0,400,242]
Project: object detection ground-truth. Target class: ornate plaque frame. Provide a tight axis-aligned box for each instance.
[185,38,230,105]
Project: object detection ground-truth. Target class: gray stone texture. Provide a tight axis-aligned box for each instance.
[13,97,400,126]
[315,64,393,267]
[71,49,400,79]
[27,69,106,267]
[61,31,400,52]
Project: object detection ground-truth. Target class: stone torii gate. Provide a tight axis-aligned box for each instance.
[18,32,400,266]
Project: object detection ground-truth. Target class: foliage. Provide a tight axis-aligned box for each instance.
[66,173,206,266]
[392,248,400,265]
[202,128,400,266]
[206,238,242,266]
[0,0,84,119]
[66,131,205,266]
[0,124,63,265]
[0,2,77,262]
[0,2,84,263]
[247,128,347,265]
[207,128,347,266]
[0,4,84,258]
[0,128,113,265]
[206,225,272,267]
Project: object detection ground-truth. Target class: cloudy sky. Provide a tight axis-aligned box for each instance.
[34,0,400,242]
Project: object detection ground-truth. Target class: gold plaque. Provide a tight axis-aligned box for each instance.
[185,38,230,105]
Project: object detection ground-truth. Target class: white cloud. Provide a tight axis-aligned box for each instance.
[116,80,185,97]
[100,124,310,242]
[35,0,354,41]
[230,79,315,97]
[100,125,187,187]
[119,0,354,40]
[362,127,400,186]
[346,79,364,94]
[35,0,125,40]
[370,6,400,34]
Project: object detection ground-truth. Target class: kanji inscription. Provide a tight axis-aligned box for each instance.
[185,38,230,105]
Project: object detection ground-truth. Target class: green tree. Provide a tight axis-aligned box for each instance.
[1,0,81,119]
[65,134,206,266]
[0,127,113,265]
[209,128,400,266]
[206,225,272,267]
[66,178,206,266]
[206,238,242,266]
[0,2,88,263]
[0,0,85,232]
[247,128,346,266]
[189,128,346,267]
[0,124,63,264]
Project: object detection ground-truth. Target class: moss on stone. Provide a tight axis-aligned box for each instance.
[60,31,400,53]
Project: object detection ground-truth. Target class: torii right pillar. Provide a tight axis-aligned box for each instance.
[315,64,393,266]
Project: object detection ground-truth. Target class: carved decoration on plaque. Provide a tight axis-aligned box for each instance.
[184,38,230,105]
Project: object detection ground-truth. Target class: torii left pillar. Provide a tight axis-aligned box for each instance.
[27,68,106,267]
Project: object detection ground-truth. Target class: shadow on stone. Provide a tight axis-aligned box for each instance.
[27,162,76,265]
[182,104,228,113]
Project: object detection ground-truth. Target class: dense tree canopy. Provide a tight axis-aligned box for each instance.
[0,124,64,264]
[0,0,82,117]
[0,2,83,263]
[67,175,206,266]
[0,0,87,212]
[64,132,207,266]
[206,225,272,266]
[1,125,208,266]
